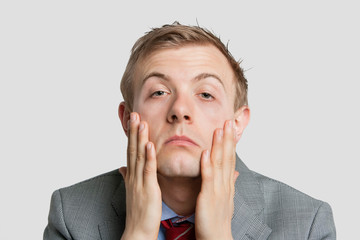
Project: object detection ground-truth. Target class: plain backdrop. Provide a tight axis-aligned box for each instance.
[1,1,359,239]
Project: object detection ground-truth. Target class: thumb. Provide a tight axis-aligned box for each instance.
[119,166,127,180]
[233,170,239,184]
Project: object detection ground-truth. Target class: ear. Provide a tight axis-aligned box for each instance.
[118,102,131,137]
[234,105,250,143]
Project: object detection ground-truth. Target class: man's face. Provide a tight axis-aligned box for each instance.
[132,45,240,178]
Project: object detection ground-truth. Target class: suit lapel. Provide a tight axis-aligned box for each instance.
[98,178,126,240]
[232,156,272,240]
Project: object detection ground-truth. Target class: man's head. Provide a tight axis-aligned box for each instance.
[119,23,250,178]
[120,22,248,112]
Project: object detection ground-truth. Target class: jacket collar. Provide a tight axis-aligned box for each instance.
[99,155,271,240]
[98,178,126,240]
[232,155,272,239]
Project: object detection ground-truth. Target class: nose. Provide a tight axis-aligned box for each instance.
[167,94,192,124]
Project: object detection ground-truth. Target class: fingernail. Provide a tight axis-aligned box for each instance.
[139,123,144,132]
[147,142,152,150]
[130,113,136,122]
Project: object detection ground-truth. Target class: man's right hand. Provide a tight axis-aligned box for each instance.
[119,112,162,240]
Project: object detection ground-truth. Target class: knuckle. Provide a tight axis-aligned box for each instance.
[128,146,137,156]
[214,160,223,169]
[143,164,154,175]
[229,156,236,165]
[136,151,144,161]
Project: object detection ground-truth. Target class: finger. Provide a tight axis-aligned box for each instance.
[210,128,224,170]
[135,121,149,182]
[210,128,224,190]
[223,120,236,180]
[200,149,213,190]
[143,142,158,189]
[127,112,139,177]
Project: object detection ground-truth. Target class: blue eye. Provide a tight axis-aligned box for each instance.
[200,92,213,99]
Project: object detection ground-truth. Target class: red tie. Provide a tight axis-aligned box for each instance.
[161,219,196,240]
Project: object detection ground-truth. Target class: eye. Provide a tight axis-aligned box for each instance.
[150,90,167,97]
[199,92,214,100]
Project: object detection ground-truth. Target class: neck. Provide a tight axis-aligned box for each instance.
[158,174,201,216]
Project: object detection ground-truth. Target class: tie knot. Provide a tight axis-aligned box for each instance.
[161,219,196,240]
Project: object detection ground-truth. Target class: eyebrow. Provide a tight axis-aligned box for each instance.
[194,73,224,88]
[141,72,169,85]
[141,72,225,88]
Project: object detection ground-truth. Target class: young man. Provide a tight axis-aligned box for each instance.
[44,23,336,240]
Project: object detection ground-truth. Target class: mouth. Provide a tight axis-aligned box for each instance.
[165,135,199,147]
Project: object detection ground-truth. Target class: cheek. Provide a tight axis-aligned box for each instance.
[198,103,232,126]
[134,101,164,121]
[196,104,234,143]
[135,106,166,143]
[196,111,223,139]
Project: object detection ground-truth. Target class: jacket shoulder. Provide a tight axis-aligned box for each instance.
[45,169,124,240]
[251,171,336,239]
[58,169,123,199]
[253,171,322,203]
[62,169,123,189]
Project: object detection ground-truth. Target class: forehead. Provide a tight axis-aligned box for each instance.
[133,44,236,88]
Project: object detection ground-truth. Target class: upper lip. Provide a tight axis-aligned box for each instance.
[165,135,198,146]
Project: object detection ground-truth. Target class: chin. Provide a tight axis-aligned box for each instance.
[156,151,201,178]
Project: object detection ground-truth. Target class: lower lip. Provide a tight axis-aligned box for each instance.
[166,140,197,146]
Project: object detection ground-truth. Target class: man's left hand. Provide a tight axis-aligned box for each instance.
[195,120,239,240]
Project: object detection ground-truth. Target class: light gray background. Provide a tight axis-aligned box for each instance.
[1,1,358,239]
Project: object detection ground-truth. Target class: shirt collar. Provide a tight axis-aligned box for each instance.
[161,201,195,224]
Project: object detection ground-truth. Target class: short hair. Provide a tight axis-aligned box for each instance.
[120,22,248,111]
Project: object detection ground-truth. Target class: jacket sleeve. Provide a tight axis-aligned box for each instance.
[308,201,336,240]
[43,190,72,240]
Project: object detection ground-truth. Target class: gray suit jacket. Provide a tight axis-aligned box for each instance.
[44,157,336,239]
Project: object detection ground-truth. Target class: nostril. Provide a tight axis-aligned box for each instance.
[169,114,190,122]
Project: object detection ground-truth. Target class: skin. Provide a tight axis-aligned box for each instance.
[118,45,250,240]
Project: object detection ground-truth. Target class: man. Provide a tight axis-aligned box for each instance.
[44,23,336,240]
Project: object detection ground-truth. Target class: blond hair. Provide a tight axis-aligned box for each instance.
[120,22,248,111]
